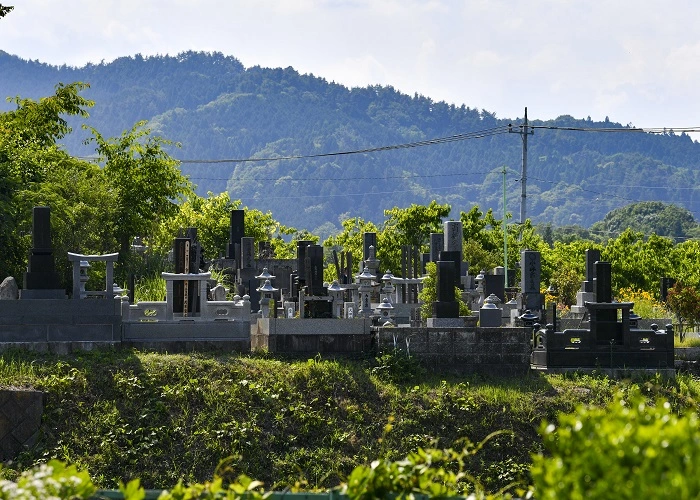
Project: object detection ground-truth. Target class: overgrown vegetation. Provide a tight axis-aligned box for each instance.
[532,389,700,499]
[2,349,700,494]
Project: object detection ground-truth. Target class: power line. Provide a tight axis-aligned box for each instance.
[73,123,700,166]
[187,170,503,183]
[529,125,700,134]
[175,126,511,164]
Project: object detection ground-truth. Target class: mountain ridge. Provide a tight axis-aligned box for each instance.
[2,50,698,232]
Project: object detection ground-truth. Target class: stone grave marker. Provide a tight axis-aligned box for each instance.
[430,232,444,263]
[22,206,64,298]
[227,209,244,261]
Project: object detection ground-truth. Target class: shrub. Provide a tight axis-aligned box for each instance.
[0,460,95,500]
[531,390,700,499]
[616,287,667,319]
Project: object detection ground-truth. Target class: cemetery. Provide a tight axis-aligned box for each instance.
[0,206,678,377]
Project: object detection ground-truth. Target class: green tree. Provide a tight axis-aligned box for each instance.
[665,281,700,342]
[417,262,470,319]
[602,229,674,294]
[152,191,240,261]
[591,201,699,240]
[20,156,118,287]
[86,121,193,263]
[323,217,379,280]
[381,201,451,276]
[0,82,94,280]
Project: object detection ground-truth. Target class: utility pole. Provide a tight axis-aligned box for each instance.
[509,107,534,224]
[502,166,508,288]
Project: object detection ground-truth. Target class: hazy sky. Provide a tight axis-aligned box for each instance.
[2,0,700,133]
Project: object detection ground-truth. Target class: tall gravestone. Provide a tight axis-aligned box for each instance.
[240,237,255,269]
[584,249,601,293]
[519,250,542,311]
[227,209,245,261]
[173,232,201,315]
[305,245,325,296]
[296,240,313,289]
[443,221,464,287]
[571,248,601,316]
[363,232,377,263]
[429,233,444,263]
[483,273,505,303]
[432,260,459,318]
[592,261,620,344]
[22,207,64,299]
[444,221,462,253]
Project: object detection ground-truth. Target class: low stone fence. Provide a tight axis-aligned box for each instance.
[375,326,532,376]
[0,298,122,343]
[251,317,372,355]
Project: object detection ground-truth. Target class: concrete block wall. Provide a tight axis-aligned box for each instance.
[375,326,531,376]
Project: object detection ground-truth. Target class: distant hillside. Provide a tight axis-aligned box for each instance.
[2,50,699,232]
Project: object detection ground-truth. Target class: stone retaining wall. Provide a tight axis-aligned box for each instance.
[0,389,44,460]
[251,318,373,354]
[375,326,531,376]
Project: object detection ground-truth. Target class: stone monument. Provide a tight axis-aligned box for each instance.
[22,206,65,299]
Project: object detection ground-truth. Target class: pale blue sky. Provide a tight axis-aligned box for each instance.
[2,0,699,134]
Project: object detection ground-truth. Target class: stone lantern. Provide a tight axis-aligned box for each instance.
[380,270,395,303]
[518,309,539,328]
[255,267,275,288]
[256,279,278,318]
[327,280,345,318]
[355,266,376,317]
[111,283,127,298]
[475,270,486,307]
[364,245,380,278]
[375,297,395,326]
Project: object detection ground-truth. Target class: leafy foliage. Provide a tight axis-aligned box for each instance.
[665,282,700,341]
[86,121,193,260]
[590,201,699,240]
[616,287,667,319]
[0,460,95,500]
[531,390,700,499]
[418,262,471,319]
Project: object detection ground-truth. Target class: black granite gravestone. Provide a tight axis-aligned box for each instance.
[483,273,505,303]
[583,249,601,293]
[363,232,377,263]
[173,235,200,315]
[591,261,621,344]
[23,206,63,294]
[432,260,459,318]
[520,250,542,310]
[304,244,325,296]
[429,233,444,263]
[296,240,313,289]
[439,250,461,282]
[227,209,244,260]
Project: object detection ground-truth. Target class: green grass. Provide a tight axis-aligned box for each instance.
[1,348,699,493]
[676,335,700,348]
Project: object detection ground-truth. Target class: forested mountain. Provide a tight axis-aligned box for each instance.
[2,50,699,233]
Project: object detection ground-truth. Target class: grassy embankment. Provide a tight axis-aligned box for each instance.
[1,348,699,493]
